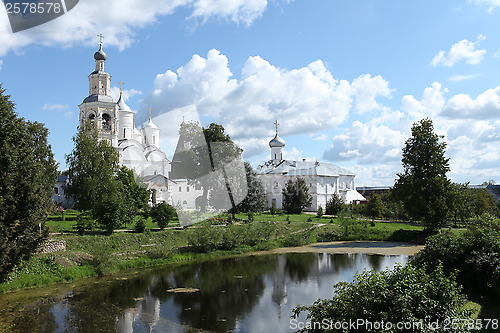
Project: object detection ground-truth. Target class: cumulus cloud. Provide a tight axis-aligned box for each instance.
[400,82,448,118]
[142,49,387,159]
[430,36,487,67]
[0,0,274,56]
[322,120,406,165]
[441,86,500,119]
[42,103,69,110]
[351,74,394,113]
[469,0,500,13]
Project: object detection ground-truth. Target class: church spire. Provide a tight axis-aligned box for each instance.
[269,120,285,165]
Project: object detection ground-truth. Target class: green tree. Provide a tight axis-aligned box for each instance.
[150,202,177,230]
[171,121,244,215]
[393,118,452,231]
[471,187,496,217]
[235,162,266,213]
[293,264,473,333]
[325,193,344,216]
[282,177,312,214]
[366,194,385,219]
[0,85,58,281]
[65,124,141,234]
[447,183,474,226]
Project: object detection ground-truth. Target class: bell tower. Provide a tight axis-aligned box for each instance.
[78,34,118,147]
[269,120,285,165]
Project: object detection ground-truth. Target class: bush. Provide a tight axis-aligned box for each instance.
[134,217,147,233]
[325,194,344,216]
[293,264,474,333]
[150,202,176,230]
[281,229,317,247]
[413,220,500,294]
[316,206,323,218]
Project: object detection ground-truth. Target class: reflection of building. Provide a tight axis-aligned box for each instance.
[256,122,365,211]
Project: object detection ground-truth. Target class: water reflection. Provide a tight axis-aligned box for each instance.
[9,253,408,332]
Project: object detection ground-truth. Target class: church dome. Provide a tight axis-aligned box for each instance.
[269,133,285,148]
[94,46,107,61]
[143,117,159,129]
[117,93,132,112]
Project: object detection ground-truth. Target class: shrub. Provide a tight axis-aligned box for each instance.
[293,264,473,333]
[325,194,344,216]
[316,206,323,218]
[134,217,147,233]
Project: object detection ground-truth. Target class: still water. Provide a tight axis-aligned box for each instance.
[8,253,409,332]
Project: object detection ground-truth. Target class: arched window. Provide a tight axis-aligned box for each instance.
[183,200,188,205]
[153,136,156,144]
[89,113,95,124]
[102,114,111,130]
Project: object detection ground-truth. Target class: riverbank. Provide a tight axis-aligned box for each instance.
[253,241,425,256]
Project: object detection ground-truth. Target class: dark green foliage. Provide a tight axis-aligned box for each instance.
[66,126,148,234]
[150,202,176,229]
[75,212,93,235]
[0,86,58,282]
[316,206,323,218]
[393,118,452,230]
[270,201,278,216]
[325,193,344,216]
[413,215,500,294]
[293,264,473,333]
[282,177,312,214]
[134,216,147,233]
[366,194,385,219]
[471,188,496,217]
[235,162,266,213]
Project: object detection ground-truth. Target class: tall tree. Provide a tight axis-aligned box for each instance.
[0,85,58,281]
[282,177,312,214]
[325,193,344,216]
[366,194,385,219]
[393,118,452,230]
[171,121,245,214]
[65,124,143,234]
[235,162,266,213]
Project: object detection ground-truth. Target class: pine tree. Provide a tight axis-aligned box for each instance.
[0,85,58,281]
[235,162,266,213]
[393,118,452,230]
[282,177,312,214]
[325,193,344,216]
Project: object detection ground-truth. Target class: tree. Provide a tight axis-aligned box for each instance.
[235,162,266,213]
[293,264,473,333]
[0,85,58,281]
[447,183,474,226]
[325,193,344,216]
[65,124,144,234]
[65,122,120,212]
[393,118,452,230]
[282,177,312,214]
[171,121,245,216]
[366,193,385,219]
[471,188,496,217]
[150,202,177,230]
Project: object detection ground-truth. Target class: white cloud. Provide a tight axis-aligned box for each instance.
[449,73,481,82]
[430,37,487,67]
[351,74,394,113]
[400,82,448,118]
[312,133,328,141]
[143,49,365,159]
[0,0,274,56]
[469,0,500,13]
[322,120,406,165]
[441,86,500,119]
[494,49,500,58]
[42,103,69,110]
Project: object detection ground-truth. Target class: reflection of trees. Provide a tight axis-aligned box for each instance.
[164,256,277,332]
[13,300,57,332]
[284,253,317,282]
[367,254,384,271]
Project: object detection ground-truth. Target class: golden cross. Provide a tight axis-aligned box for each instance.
[148,108,153,121]
[118,81,125,93]
[97,34,104,47]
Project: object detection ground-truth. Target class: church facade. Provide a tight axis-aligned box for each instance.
[77,43,203,207]
[256,122,365,211]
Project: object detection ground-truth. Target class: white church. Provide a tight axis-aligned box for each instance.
[54,41,364,212]
[256,122,366,211]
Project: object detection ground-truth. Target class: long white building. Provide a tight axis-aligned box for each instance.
[256,122,365,211]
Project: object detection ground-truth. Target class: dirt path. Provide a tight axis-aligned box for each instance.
[251,241,424,256]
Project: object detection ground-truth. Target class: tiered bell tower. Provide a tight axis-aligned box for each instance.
[79,34,118,147]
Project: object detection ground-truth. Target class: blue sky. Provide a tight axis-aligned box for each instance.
[1,0,499,186]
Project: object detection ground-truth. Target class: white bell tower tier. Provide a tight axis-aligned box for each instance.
[269,120,285,165]
[117,86,135,141]
[142,111,160,148]
[78,35,118,147]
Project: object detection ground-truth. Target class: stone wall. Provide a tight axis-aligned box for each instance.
[38,240,66,254]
